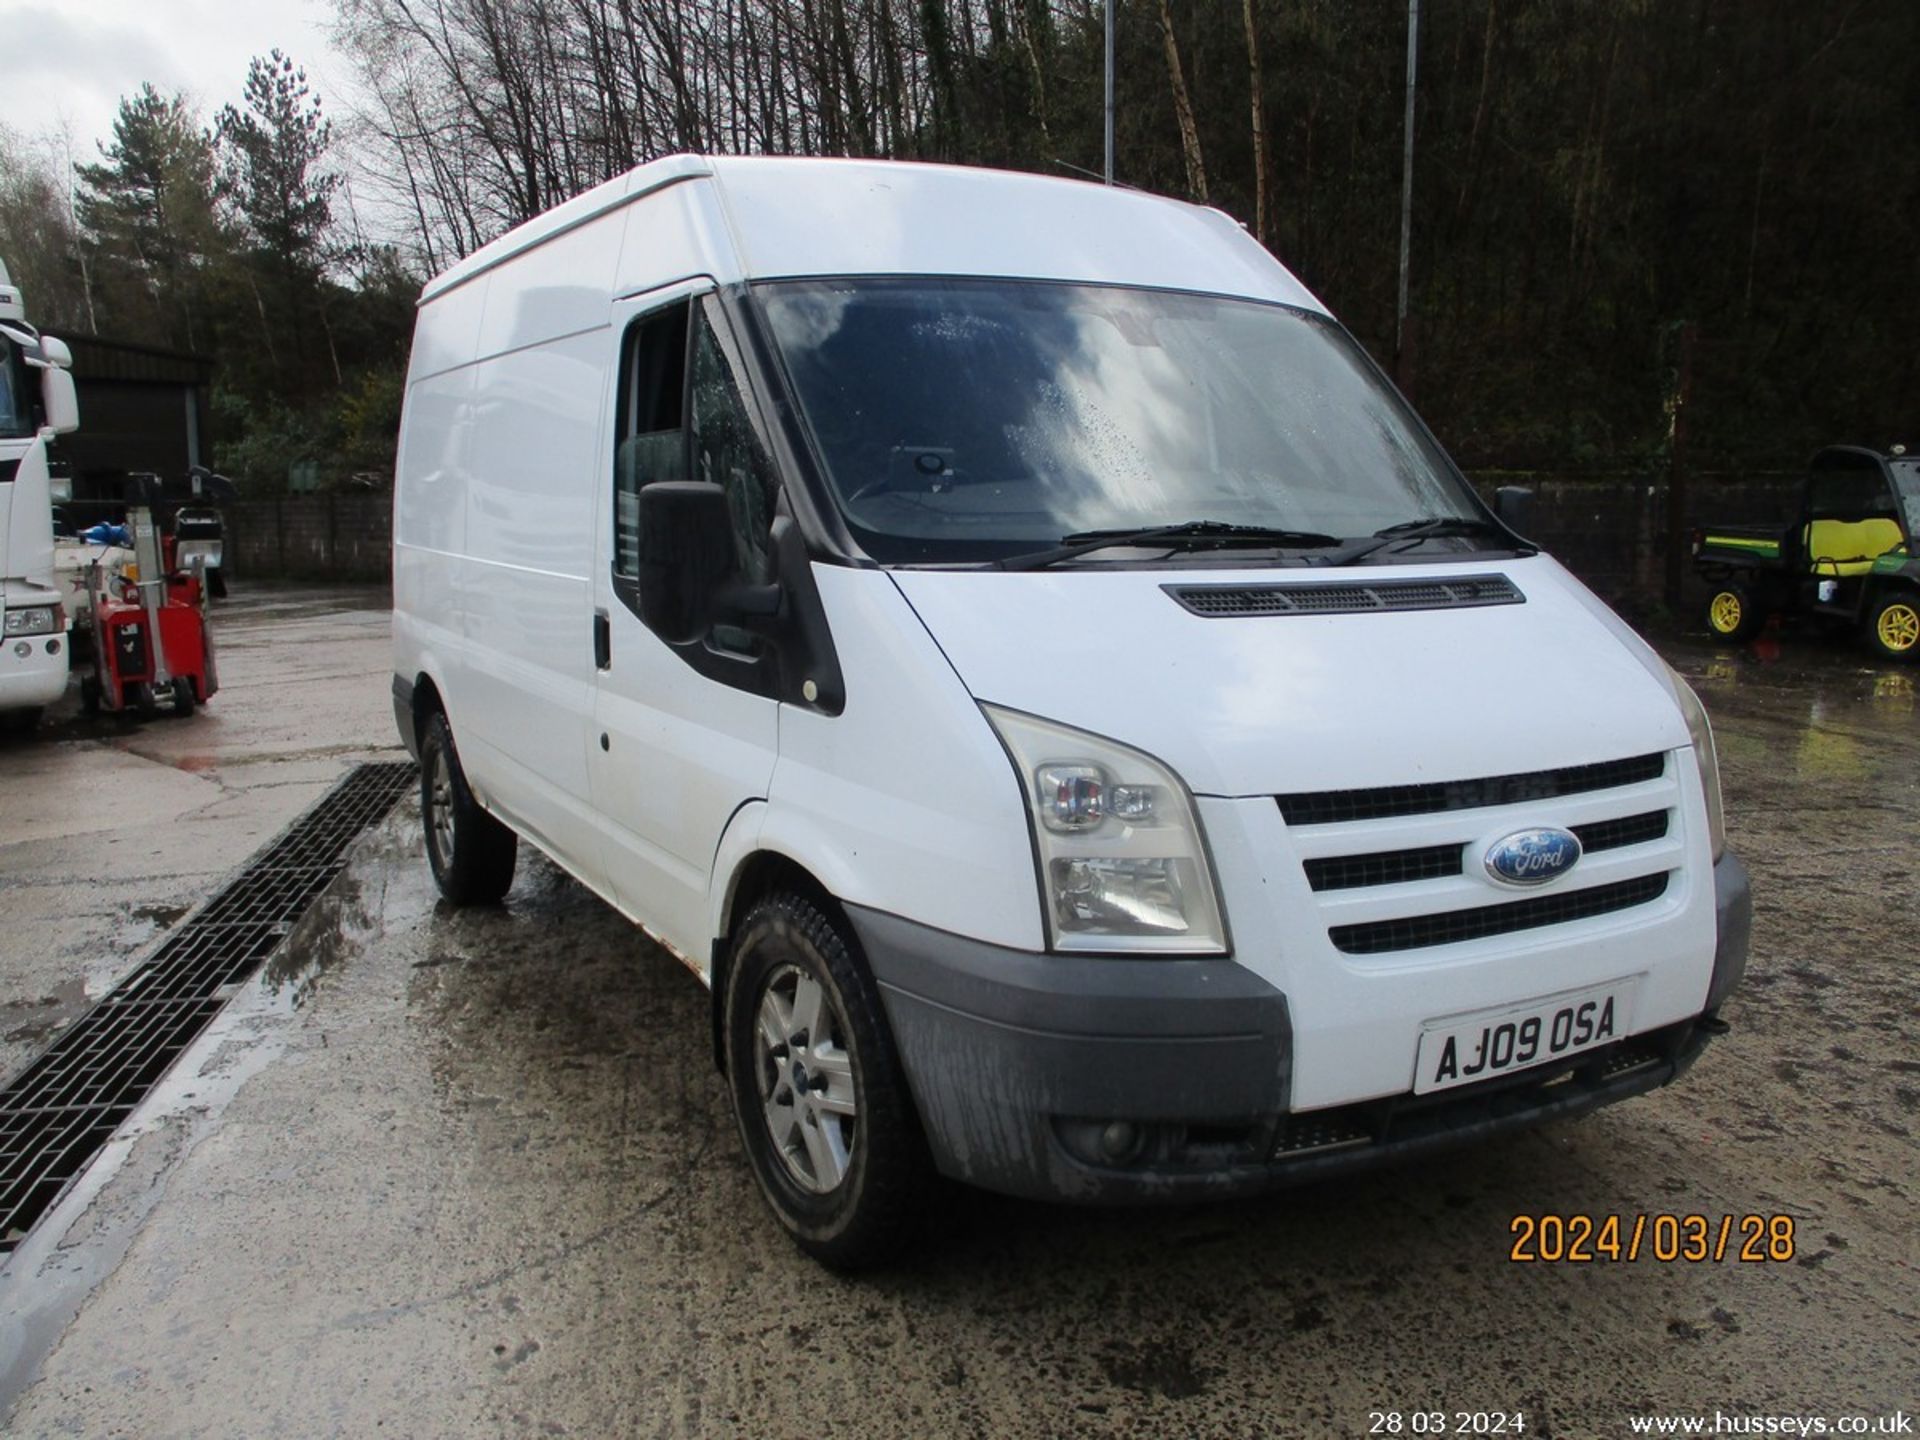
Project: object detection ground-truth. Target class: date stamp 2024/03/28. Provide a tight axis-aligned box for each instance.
[1508,1213,1796,1264]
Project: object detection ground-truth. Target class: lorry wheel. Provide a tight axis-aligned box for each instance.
[1705,584,1761,643]
[171,676,197,715]
[723,891,931,1270]
[134,683,161,717]
[1867,593,1920,662]
[80,676,100,714]
[419,711,518,904]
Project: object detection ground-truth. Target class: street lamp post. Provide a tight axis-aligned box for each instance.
[1396,0,1420,390]
[1105,0,1116,184]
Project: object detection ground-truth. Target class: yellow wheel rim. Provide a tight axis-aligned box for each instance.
[1878,602,1920,653]
[1709,592,1743,634]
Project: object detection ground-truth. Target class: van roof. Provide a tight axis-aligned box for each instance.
[418,154,1323,315]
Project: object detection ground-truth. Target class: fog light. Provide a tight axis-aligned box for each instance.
[12,641,28,658]
[1099,1120,1142,1163]
[47,638,61,656]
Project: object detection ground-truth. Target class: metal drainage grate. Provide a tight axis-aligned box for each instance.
[0,759,416,1251]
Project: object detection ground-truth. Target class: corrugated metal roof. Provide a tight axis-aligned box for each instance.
[66,336,215,387]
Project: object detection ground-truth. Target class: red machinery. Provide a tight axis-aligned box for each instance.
[81,496,218,717]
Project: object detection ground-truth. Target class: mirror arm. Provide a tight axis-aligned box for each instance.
[717,579,782,618]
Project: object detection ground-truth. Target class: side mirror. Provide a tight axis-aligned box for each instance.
[40,365,78,435]
[39,335,73,368]
[1494,484,1534,538]
[636,481,740,644]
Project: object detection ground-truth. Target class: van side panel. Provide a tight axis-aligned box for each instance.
[454,208,627,881]
[393,277,487,730]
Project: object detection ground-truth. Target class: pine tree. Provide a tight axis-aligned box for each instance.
[75,85,223,350]
[216,51,339,279]
[216,51,343,388]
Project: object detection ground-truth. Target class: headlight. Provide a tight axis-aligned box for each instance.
[983,705,1227,954]
[3,606,59,637]
[1667,667,1726,862]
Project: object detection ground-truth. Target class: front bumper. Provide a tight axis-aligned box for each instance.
[0,634,69,711]
[854,851,1751,1204]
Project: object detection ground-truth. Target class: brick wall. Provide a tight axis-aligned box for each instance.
[218,475,1809,615]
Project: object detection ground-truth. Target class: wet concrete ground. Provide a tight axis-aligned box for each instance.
[0,587,395,1083]
[1,594,1915,1438]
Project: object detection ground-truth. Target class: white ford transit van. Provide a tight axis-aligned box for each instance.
[393,156,1750,1267]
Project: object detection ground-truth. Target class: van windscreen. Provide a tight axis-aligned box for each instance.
[757,278,1479,566]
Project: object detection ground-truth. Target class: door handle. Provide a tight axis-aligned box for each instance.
[593,609,611,670]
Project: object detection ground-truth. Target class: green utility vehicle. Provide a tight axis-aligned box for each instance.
[1693,445,1920,661]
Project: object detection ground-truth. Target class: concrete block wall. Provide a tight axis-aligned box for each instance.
[222,494,394,583]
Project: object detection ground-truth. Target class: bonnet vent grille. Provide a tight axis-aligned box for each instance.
[1166,574,1523,618]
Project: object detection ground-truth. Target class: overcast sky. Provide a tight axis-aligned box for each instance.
[0,0,348,162]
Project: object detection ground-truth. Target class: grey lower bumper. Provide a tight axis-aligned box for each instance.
[852,905,1292,1202]
[1708,849,1752,1015]
[852,855,1749,1205]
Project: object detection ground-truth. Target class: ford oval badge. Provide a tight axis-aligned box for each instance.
[1484,827,1582,886]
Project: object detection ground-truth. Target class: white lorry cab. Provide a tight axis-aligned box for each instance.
[392,156,1751,1267]
[1,257,80,735]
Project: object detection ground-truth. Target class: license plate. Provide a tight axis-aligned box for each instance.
[1414,982,1635,1095]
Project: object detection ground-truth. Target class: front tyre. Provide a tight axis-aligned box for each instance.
[1867,592,1920,662]
[723,892,931,1269]
[419,711,518,904]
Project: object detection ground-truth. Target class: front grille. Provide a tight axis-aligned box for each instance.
[1328,873,1671,955]
[1274,1111,1374,1154]
[1167,574,1521,619]
[1279,753,1666,826]
[1305,843,1464,892]
[1573,810,1670,854]
[1309,810,1671,894]
[0,761,416,1252]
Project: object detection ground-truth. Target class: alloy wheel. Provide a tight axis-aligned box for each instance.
[754,963,858,1193]
[428,745,456,867]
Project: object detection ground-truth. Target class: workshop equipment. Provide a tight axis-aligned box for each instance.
[80,477,218,715]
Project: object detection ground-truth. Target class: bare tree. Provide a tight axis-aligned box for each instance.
[1156,0,1208,202]
[1243,0,1268,243]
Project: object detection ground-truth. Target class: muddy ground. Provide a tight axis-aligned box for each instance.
[0,592,1914,1439]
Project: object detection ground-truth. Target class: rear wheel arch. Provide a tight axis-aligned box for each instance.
[410,671,446,746]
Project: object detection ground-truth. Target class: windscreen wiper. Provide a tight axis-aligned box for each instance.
[998,520,1342,571]
[1321,516,1535,568]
